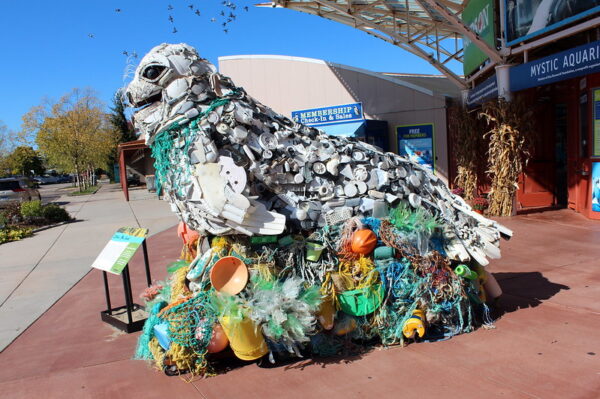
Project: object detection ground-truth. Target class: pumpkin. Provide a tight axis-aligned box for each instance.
[350,229,377,254]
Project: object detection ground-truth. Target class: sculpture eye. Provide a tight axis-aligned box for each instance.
[142,65,166,81]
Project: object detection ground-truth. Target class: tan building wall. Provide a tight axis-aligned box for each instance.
[219,55,451,182]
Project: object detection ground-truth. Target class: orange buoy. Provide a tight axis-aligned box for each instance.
[350,229,377,255]
[206,323,229,353]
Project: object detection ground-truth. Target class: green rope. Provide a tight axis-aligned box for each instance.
[150,93,238,196]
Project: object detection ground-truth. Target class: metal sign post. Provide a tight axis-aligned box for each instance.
[92,228,152,333]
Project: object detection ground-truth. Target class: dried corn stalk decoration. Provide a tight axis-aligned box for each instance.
[450,107,480,200]
[480,100,532,216]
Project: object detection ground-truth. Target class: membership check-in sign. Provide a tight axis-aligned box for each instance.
[91,227,148,275]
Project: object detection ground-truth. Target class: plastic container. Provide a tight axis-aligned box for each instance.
[219,315,268,360]
[306,242,325,262]
[338,284,385,316]
[374,246,394,260]
[317,298,336,330]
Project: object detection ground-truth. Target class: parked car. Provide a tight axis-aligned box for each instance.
[33,175,60,185]
[57,174,72,183]
[0,177,41,208]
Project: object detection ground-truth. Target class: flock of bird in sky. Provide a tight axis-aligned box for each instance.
[87,2,250,57]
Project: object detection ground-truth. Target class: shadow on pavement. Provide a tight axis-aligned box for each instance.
[492,272,570,316]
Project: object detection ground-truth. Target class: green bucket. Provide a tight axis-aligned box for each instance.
[338,284,385,316]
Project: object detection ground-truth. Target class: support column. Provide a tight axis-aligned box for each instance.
[495,64,512,102]
[461,89,470,107]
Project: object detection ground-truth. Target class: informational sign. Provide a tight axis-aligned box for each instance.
[510,40,600,92]
[505,0,600,46]
[592,162,600,212]
[594,89,600,157]
[91,227,148,275]
[467,74,498,107]
[291,103,364,126]
[396,124,435,172]
[462,0,495,75]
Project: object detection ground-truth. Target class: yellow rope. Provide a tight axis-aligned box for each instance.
[170,266,191,302]
[337,256,380,290]
[148,337,165,370]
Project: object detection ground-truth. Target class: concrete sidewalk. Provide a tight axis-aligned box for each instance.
[0,209,598,398]
[0,184,178,351]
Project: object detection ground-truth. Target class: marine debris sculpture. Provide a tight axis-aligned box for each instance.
[127,43,511,376]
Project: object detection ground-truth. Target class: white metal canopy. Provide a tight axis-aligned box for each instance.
[262,0,503,89]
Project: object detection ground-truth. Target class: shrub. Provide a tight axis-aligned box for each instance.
[2,202,23,225]
[42,204,71,223]
[471,197,489,211]
[21,200,44,219]
[0,226,33,244]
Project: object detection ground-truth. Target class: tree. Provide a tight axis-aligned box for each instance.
[22,88,119,190]
[105,89,138,180]
[0,120,18,157]
[2,146,44,177]
[109,89,137,143]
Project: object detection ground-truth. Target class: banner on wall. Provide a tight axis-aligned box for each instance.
[505,0,600,46]
[291,103,364,126]
[467,74,498,107]
[592,162,600,212]
[396,124,434,173]
[462,0,496,75]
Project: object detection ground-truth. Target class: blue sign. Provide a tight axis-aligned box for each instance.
[292,103,364,126]
[396,124,434,172]
[592,162,600,212]
[467,74,498,107]
[510,41,600,92]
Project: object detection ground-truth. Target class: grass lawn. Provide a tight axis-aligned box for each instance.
[69,185,100,196]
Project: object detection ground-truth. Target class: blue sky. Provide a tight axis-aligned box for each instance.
[0,0,461,134]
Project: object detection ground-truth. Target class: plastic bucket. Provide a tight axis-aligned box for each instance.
[306,242,325,262]
[219,315,268,361]
[338,285,385,316]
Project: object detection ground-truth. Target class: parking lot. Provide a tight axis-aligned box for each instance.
[37,183,76,205]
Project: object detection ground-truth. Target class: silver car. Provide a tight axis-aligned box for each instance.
[0,177,41,208]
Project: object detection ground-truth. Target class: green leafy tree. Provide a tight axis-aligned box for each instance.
[109,89,137,143]
[3,146,45,177]
[105,89,137,180]
[22,88,119,190]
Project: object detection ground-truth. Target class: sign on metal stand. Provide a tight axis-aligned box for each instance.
[91,227,151,333]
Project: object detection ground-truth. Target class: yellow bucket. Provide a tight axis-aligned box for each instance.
[219,315,268,361]
[317,299,336,330]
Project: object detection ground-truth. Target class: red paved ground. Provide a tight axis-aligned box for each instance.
[0,210,599,398]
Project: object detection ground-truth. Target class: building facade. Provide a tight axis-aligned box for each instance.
[464,0,600,219]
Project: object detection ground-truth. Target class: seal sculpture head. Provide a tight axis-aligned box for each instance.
[127,43,218,143]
